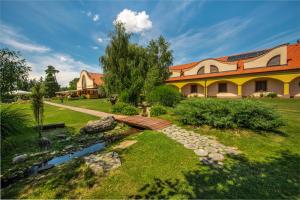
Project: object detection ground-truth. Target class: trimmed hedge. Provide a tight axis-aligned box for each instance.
[150,104,167,117]
[174,99,284,131]
[112,102,139,116]
[147,85,181,107]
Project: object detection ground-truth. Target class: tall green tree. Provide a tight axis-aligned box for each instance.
[31,81,44,138]
[44,65,60,97]
[69,78,79,90]
[144,36,173,96]
[0,48,31,99]
[101,22,131,95]
[100,23,173,105]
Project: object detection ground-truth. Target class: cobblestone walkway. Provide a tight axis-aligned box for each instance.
[160,125,241,166]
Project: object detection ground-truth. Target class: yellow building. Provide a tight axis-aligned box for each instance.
[166,42,300,98]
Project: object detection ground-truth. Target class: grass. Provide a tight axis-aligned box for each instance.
[1,98,300,199]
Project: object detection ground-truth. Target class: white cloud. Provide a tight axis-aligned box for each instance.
[87,11,92,17]
[97,37,103,43]
[91,46,99,50]
[0,23,98,87]
[93,14,99,22]
[114,9,152,33]
[28,53,97,87]
[0,24,50,53]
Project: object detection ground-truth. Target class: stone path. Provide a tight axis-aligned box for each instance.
[45,101,124,118]
[160,125,241,166]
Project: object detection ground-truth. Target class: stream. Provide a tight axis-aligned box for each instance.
[1,142,105,188]
[29,142,106,175]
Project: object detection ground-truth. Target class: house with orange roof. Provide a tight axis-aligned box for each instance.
[76,70,104,98]
[166,41,300,98]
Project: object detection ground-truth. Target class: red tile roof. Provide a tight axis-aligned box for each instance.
[167,43,300,82]
[169,62,199,70]
[87,72,104,86]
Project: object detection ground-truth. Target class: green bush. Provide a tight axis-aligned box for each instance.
[175,99,284,131]
[112,102,139,116]
[266,92,277,98]
[79,95,86,100]
[147,85,181,107]
[150,104,167,117]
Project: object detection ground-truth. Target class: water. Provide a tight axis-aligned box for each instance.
[47,142,105,166]
[30,142,105,174]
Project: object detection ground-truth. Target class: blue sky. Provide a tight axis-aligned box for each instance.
[1,1,300,86]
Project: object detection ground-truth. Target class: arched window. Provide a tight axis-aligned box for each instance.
[82,75,87,89]
[267,55,280,67]
[197,66,205,74]
[210,65,219,73]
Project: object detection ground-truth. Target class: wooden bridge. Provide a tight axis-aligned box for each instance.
[115,115,171,130]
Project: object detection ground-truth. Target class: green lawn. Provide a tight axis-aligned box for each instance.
[1,99,300,199]
[51,98,112,113]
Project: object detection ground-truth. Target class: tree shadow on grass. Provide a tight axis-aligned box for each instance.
[130,151,300,199]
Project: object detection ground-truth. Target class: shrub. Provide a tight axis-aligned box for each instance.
[266,92,277,98]
[112,102,139,116]
[79,95,86,99]
[174,99,284,131]
[232,100,284,131]
[150,104,167,117]
[147,85,181,107]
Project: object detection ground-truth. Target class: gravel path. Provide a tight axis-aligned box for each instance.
[160,125,241,166]
[45,101,125,119]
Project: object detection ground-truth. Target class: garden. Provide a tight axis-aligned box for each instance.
[1,22,300,199]
[1,97,300,199]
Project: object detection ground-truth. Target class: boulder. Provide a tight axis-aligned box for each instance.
[80,116,116,134]
[12,154,28,164]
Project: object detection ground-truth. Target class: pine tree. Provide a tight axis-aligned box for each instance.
[44,65,60,97]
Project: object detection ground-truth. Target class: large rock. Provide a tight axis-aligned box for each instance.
[80,116,116,134]
[12,154,28,164]
[84,151,121,175]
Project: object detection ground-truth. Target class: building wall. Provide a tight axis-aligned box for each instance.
[244,45,287,69]
[242,78,284,96]
[77,71,95,90]
[167,68,300,98]
[207,82,238,97]
[182,84,204,96]
[290,77,300,97]
[184,59,237,76]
